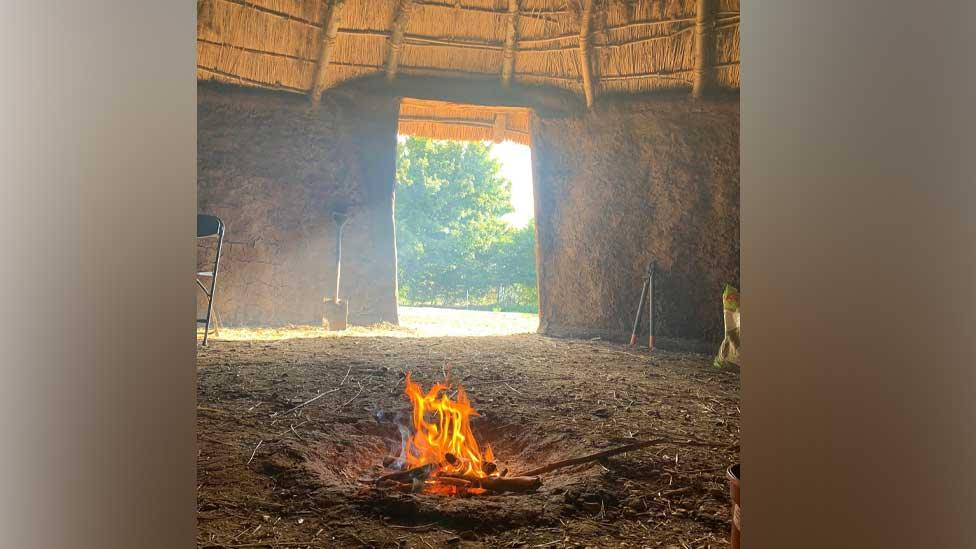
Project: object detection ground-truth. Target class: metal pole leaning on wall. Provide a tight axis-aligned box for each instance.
[630,261,655,348]
[334,210,348,302]
[647,262,655,349]
[323,210,350,331]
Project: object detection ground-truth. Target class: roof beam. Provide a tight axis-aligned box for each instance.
[309,0,346,106]
[692,0,715,98]
[386,0,416,81]
[577,0,595,108]
[501,0,520,87]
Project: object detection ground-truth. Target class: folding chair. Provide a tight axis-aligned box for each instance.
[197,214,225,345]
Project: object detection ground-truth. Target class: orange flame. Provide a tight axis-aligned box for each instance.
[400,372,498,493]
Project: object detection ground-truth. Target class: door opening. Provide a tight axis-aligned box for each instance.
[394,107,538,337]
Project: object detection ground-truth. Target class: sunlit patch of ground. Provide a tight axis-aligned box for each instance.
[201,306,538,341]
[398,306,538,336]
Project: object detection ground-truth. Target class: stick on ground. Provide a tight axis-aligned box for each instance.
[271,365,352,417]
[517,438,719,477]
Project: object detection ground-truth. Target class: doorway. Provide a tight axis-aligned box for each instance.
[394,99,538,336]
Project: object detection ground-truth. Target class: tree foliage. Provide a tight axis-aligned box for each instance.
[395,137,537,310]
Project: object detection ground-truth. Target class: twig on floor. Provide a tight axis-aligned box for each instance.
[271,365,351,418]
[336,381,364,411]
[419,536,434,549]
[198,407,226,414]
[270,388,341,418]
[276,420,309,437]
[200,435,237,448]
[663,466,726,475]
[387,522,438,530]
[246,440,263,465]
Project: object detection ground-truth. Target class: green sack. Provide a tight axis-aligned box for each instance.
[714,284,741,368]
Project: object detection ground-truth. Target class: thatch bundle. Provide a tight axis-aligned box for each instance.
[197,0,738,140]
[398,98,531,144]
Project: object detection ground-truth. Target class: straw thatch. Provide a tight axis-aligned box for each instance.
[198,0,738,139]
[399,98,532,144]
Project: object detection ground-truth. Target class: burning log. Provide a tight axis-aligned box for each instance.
[382,373,535,496]
[376,479,413,493]
[374,463,436,484]
[477,475,541,493]
[439,473,542,493]
[436,477,472,488]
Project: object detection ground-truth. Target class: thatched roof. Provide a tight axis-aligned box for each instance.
[398,98,532,144]
[198,0,739,142]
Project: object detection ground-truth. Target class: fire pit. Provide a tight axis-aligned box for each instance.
[371,372,542,496]
[198,336,740,546]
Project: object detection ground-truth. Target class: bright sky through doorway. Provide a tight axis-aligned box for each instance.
[490,141,533,228]
[397,135,534,229]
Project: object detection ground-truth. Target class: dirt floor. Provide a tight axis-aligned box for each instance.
[197,314,740,549]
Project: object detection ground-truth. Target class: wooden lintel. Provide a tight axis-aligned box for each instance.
[692,0,715,98]
[386,0,416,81]
[578,0,595,108]
[501,0,520,87]
[309,0,346,106]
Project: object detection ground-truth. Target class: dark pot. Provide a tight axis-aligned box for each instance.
[727,463,740,549]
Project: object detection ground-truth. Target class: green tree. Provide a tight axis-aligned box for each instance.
[394,137,537,310]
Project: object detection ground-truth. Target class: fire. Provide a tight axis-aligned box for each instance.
[398,371,499,494]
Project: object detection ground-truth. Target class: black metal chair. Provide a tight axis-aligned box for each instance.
[197,214,225,345]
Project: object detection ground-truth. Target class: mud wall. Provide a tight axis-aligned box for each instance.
[197,82,399,326]
[197,76,738,342]
[531,94,740,347]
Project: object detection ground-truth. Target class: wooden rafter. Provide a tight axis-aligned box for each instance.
[501,0,520,87]
[386,0,416,81]
[309,0,346,105]
[692,0,715,98]
[577,0,595,108]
